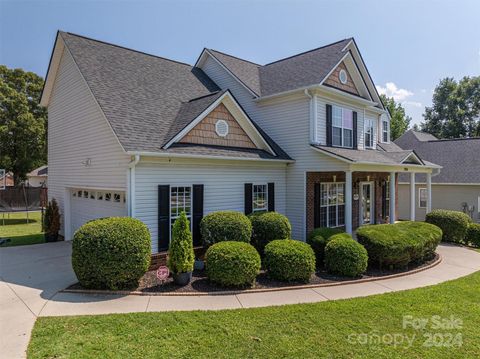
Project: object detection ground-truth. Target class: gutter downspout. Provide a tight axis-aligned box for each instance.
[304,89,316,143]
[128,154,140,217]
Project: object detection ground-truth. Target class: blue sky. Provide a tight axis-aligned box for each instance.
[1,0,479,125]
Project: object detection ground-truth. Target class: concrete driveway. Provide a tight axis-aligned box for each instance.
[0,241,76,358]
[1,242,480,359]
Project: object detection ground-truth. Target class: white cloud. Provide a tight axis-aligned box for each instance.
[420,89,427,94]
[376,82,413,102]
[403,101,423,108]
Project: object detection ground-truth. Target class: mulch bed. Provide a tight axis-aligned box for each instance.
[66,254,439,294]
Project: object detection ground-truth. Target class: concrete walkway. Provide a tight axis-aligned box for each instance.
[1,242,480,358]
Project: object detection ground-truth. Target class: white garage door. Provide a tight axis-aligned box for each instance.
[71,188,126,235]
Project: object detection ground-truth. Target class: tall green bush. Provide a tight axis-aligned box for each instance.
[168,211,195,274]
[72,217,151,290]
[43,198,60,241]
[200,211,252,248]
[307,227,343,242]
[425,209,472,243]
[249,211,291,254]
[466,223,480,247]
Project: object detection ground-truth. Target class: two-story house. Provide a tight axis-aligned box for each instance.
[40,32,439,254]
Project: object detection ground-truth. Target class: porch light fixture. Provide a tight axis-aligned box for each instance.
[333,175,336,182]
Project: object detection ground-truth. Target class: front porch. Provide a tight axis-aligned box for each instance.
[306,168,434,235]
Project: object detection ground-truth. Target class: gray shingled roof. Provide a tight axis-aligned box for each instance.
[59,32,290,160]
[312,145,428,166]
[166,143,288,160]
[395,130,480,183]
[207,39,352,97]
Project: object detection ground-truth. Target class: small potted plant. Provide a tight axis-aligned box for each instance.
[167,211,195,285]
[43,198,60,242]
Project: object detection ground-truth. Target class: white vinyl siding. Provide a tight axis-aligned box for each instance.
[134,158,287,253]
[315,96,366,149]
[47,48,130,238]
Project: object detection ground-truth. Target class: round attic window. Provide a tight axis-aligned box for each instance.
[215,119,229,137]
[339,69,348,84]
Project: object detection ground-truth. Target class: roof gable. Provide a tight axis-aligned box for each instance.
[166,91,275,155]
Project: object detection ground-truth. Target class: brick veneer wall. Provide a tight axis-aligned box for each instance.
[306,171,398,236]
[181,103,256,148]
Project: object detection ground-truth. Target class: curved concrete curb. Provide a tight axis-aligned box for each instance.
[61,254,442,297]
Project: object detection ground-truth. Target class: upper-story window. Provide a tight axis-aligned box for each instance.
[382,120,389,143]
[332,106,353,148]
[364,118,374,148]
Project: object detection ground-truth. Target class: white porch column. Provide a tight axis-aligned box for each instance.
[345,170,353,234]
[410,172,416,221]
[426,172,432,213]
[390,171,396,224]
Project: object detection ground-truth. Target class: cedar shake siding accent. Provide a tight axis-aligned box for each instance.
[324,62,359,96]
[306,172,398,235]
[180,103,257,148]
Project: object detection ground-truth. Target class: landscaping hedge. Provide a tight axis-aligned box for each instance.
[324,234,368,277]
[200,211,252,248]
[249,211,291,254]
[307,227,344,242]
[307,235,332,267]
[205,241,261,287]
[425,209,472,243]
[356,221,442,268]
[72,217,151,290]
[466,223,480,248]
[264,239,315,282]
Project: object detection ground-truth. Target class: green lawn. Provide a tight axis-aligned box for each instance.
[0,211,45,247]
[28,271,480,358]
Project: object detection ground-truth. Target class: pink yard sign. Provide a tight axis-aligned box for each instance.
[156,266,170,280]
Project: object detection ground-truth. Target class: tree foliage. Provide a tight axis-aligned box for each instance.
[0,65,47,184]
[421,76,480,138]
[380,94,411,140]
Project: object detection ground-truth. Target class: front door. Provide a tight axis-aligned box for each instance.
[360,182,374,225]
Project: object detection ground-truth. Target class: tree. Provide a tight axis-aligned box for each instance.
[421,76,480,139]
[0,65,47,185]
[380,94,411,140]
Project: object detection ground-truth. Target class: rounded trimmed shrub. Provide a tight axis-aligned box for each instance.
[200,211,252,248]
[72,217,151,290]
[307,235,333,267]
[205,241,261,287]
[307,227,343,242]
[356,221,442,268]
[425,209,472,243]
[466,223,480,247]
[264,240,315,282]
[324,234,368,277]
[249,211,291,254]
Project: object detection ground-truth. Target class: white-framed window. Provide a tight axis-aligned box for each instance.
[105,192,112,202]
[364,118,374,148]
[113,193,121,203]
[419,188,427,208]
[170,186,192,234]
[332,106,353,148]
[320,183,345,227]
[382,120,389,143]
[253,184,268,212]
[339,69,348,84]
[97,192,104,200]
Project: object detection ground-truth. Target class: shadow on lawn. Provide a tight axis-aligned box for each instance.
[0,218,39,225]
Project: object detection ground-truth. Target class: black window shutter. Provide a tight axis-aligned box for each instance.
[158,185,170,252]
[192,184,204,247]
[326,104,332,146]
[314,183,321,228]
[244,183,253,215]
[353,111,358,149]
[268,182,275,211]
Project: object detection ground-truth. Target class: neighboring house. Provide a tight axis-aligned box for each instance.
[27,165,48,187]
[395,130,480,222]
[0,172,14,188]
[40,31,438,253]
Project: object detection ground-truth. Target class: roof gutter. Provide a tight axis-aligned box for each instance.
[126,151,294,163]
